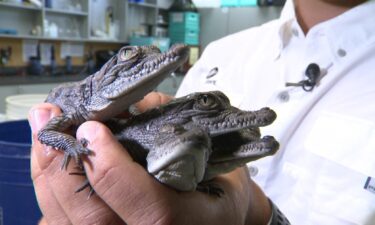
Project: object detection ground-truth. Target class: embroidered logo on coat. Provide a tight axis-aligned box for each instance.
[205,67,218,85]
[206,67,218,79]
[364,177,375,194]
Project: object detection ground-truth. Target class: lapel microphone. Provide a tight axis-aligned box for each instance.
[285,63,321,92]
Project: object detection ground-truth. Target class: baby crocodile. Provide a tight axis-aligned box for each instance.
[38,44,189,169]
[107,91,279,193]
[38,44,278,195]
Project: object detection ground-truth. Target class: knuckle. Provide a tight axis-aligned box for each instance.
[76,208,122,225]
[89,164,120,196]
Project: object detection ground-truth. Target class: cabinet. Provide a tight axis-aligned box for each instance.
[0,0,173,43]
[0,0,91,41]
[44,1,89,40]
[126,0,171,38]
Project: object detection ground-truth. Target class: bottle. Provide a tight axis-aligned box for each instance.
[105,6,114,35]
[50,45,56,75]
[65,56,73,74]
[169,0,197,12]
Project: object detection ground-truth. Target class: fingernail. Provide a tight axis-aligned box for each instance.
[29,108,51,133]
[77,122,101,146]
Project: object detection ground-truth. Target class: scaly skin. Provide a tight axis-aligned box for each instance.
[105,91,279,193]
[37,45,278,196]
[38,44,189,169]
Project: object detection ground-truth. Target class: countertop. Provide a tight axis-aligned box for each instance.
[0,73,88,86]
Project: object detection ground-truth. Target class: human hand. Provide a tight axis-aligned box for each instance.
[29,92,271,225]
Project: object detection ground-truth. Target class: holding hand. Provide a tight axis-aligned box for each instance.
[29,92,271,225]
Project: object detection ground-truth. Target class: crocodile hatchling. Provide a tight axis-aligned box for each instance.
[38,44,279,195]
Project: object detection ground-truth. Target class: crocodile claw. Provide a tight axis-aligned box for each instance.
[60,138,93,170]
[69,170,95,198]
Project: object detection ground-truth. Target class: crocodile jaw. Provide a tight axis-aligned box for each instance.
[195,107,277,136]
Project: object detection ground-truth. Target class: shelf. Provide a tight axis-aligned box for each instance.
[87,37,127,44]
[0,33,83,41]
[0,0,167,44]
[0,33,131,43]
[45,8,88,16]
[0,1,41,11]
[128,2,157,8]
[157,22,169,27]
[0,34,41,40]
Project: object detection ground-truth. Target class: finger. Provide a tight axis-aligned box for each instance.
[29,105,124,225]
[29,103,62,135]
[29,104,72,225]
[167,168,252,225]
[78,121,174,225]
[135,91,173,112]
[38,217,48,225]
[31,142,72,225]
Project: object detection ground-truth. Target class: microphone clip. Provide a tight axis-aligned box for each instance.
[285,63,321,92]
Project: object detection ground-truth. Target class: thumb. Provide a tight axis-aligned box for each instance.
[76,121,173,224]
[135,91,173,112]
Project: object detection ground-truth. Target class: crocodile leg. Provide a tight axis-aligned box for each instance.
[146,124,211,192]
[37,113,92,170]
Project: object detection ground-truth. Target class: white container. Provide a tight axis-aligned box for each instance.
[0,113,7,122]
[49,22,58,38]
[192,0,221,7]
[6,94,47,120]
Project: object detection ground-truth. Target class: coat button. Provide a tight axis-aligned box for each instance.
[278,91,290,102]
[292,28,299,37]
[249,166,259,177]
[337,49,347,57]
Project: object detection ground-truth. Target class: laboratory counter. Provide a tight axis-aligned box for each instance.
[0,73,88,86]
[0,73,184,114]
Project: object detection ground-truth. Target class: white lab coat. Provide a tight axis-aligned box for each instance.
[176,0,375,224]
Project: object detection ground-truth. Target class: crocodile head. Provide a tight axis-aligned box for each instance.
[45,44,189,121]
[87,44,189,119]
[146,91,277,134]
[157,91,279,179]
[98,44,189,99]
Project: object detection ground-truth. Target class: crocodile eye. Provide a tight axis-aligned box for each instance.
[124,50,133,58]
[197,94,217,109]
[120,47,138,61]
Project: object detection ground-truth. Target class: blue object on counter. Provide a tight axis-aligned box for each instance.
[130,36,170,52]
[0,28,18,35]
[0,120,42,225]
[27,56,43,75]
[45,0,52,8]
[65,56,73,74]
[128,0,145,3]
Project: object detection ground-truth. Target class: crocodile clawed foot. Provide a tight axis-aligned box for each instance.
[197,182,225,197]
[60,139,93,170]
[75,179,95,199]
[69,170,95,198]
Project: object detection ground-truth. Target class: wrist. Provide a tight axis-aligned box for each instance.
[244,179,272,225]
[267,199,291,225]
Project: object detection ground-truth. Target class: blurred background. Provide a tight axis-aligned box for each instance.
[0,0,283,224]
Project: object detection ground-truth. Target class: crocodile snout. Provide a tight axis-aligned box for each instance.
[256,107,277,126]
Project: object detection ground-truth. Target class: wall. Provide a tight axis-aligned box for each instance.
[198,6,282,50]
